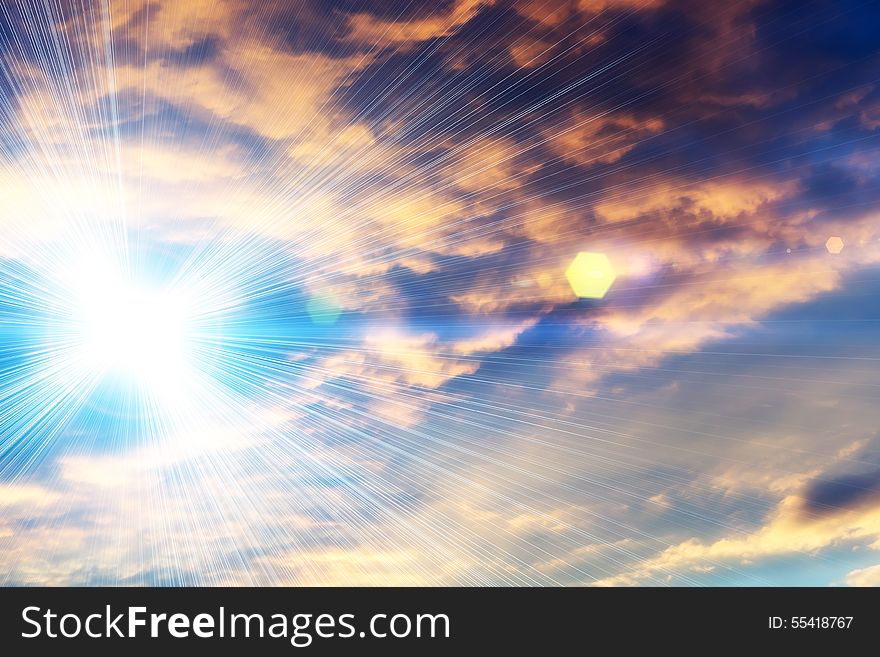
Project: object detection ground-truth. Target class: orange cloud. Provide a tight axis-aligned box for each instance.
[845,564,880,586]
[547,111,664,167]
[346,0,494,45]
[593,492,880,586]
[595,178,795,223]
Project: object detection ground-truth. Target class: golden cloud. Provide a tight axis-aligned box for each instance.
[546,111,664,167]
[593,493,880,586]
[346,0,494,46]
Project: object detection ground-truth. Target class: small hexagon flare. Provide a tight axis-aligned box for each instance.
[565,252,616,299]
[825,236,844,254]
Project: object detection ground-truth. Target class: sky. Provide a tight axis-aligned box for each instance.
[0,0,879,586]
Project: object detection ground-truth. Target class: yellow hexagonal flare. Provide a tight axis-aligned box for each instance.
[825,236,844,254]
[565,252,616,299]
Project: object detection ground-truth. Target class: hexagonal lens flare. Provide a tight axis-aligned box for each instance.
[825,236,844,254]
[565,252,616,299]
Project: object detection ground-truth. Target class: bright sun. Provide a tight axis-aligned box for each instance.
[71,259,194,387]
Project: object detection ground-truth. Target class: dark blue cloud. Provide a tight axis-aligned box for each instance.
[804,467,880,514]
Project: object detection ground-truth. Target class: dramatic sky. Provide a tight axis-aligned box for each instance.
[1,0,880,586]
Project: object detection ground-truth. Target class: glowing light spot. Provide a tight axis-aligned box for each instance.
[71,260,195,387]
[306,292,341,325]
[565,252,616,299]
[825,236,844,254]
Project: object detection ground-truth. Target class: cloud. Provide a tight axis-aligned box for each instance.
[3,0,880,586]
[363,331,481,389]
[546,110,665,167]
[262,547,447,586]
[803,468,880,516]
[844,564,880,587]
[0,483,57,508]
[112,48,365,141]
[594,178,795,224]
[592,491,880,586]
[577,0,666,12]
[345,0,494,46]
[302,320,537,430]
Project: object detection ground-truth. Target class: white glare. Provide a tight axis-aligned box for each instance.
[71,260,194,388]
